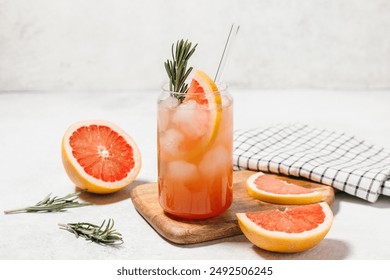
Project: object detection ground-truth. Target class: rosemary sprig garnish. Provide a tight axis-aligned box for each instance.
[3,192,91,214]
[164,39,197,100]
[59,219,123,246]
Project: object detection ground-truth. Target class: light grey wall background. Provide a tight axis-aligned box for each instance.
[0,0,389,91]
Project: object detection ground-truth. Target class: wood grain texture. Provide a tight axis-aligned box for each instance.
[130,170,335,245]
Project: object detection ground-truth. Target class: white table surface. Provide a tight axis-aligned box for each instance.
[1,89,390,260]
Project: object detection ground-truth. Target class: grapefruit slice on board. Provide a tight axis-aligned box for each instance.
[62,120,141,194]
[246,172,323,205]
[237,202,333,253]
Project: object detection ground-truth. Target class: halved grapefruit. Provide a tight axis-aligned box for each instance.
[246,172,323,205]
[237,202,333,253]
[62,120,141,194]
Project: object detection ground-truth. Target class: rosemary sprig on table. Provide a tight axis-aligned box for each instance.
[164,39,197,100]
[3,192,91,214]
[59,219,123,246]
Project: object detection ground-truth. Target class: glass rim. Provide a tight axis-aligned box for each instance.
[161,82,228,95]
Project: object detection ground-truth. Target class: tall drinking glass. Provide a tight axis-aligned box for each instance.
[157,84,233,219]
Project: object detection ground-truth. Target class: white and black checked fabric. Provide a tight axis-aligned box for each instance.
[233,123,390,202]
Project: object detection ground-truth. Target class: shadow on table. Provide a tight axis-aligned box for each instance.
[76,179,150,205]
[252,238,349,260]
[169,234,349,260]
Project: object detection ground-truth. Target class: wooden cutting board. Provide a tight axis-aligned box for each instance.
[130,170,335,245]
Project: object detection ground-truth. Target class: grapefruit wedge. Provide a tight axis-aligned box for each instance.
[185,70,223,151]
[246,172,323,205]
[159,70,223,162]
[186,69,222,107]
[62,120,141,194]
[237,202,333,253]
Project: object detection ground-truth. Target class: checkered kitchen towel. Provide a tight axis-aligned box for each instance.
[233,123,390,202]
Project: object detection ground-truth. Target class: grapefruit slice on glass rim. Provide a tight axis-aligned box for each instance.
[61,120,141,194]
[186,69,222,107]
[237,202,334,253]
[184,69,223,158]
[159,70,224,162]
[246,172,323,205]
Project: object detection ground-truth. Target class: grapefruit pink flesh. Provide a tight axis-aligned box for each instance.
[246,203,325,233]
[254,175,313,195]
[69,125,135,182]
[186,79,209,105]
